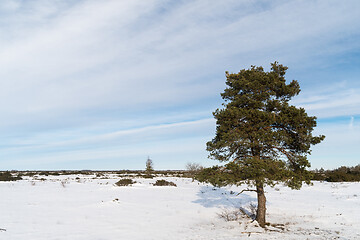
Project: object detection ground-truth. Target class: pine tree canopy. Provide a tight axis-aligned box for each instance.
[198,62,325,189]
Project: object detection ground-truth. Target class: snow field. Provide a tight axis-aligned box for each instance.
[0,175,359,240]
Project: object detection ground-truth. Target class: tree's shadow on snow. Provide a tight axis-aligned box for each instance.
[193,186,256,208]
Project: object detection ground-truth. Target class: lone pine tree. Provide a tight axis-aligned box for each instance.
[145,156,154,174]
[197,62,325,227]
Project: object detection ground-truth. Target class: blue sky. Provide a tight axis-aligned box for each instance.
[0,0,359,170]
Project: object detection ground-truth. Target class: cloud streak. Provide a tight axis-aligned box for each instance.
[292,86,360,118]
[1,118,214,169]
[0,0,359,169]
[1,1,359,119]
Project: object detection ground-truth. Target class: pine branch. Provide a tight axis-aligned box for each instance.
[272,146,295,164]
[236,188,257,195]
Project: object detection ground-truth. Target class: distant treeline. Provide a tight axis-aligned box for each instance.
[1,166,360,182]
[0,170,188,181]
[312,165,360,182]
[0,171,22,181]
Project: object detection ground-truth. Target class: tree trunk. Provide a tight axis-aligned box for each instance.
[255,181,266,227]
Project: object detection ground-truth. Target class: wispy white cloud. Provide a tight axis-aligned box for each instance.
[1,0,359,121]
[0,0,359,169]
[1,137,209,170]
[311,119,360,169]
[349,116,354,129]
[292,86,360,118]
[0,118,214,169]
[4,118,214,150]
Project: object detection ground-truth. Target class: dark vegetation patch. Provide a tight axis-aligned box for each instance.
[0,171,22,181]
[115,178,136,186]
[312,165,360,182]
[195,165,360,184]
[6,170,188,179]
[153,179,177,187]
[2,166,359,183]
[137,174,154,179]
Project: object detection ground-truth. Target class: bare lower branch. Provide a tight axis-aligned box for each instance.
[237,188,257,195]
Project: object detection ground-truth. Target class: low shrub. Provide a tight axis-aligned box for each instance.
[153,179,177,187]
[217,204,256,222]
[115,178,135,186]
[0,172,22,181]
[143,174,154,179]
[185,162,204,178]
[312,165,360,182]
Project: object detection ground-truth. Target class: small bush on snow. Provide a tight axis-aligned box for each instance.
[0,172,22,181]
[115,178,135,186]
[143,174,154,179]
[153,179,177,187]
[217,205,257,222]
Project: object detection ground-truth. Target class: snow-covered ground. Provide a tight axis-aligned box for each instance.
[0,174,359,240]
